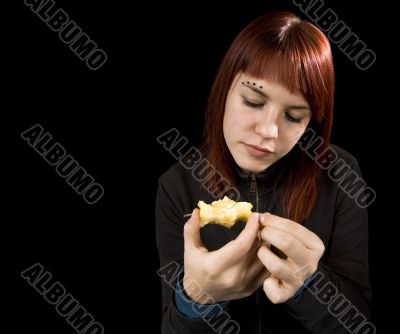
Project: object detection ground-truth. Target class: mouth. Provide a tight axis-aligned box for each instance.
[243,143,274,158]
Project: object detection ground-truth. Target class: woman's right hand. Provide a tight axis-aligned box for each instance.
[183,209,270,304]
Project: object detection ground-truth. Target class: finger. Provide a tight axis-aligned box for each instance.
[257,245,293,282]
[260,226,309,266]
[263,276,292,304]
[255,268,271,289]
[235,212,260,248]
[245,268,271,295]
[246,233,262,262]
[240,267,270,298]
[259,213,322,250]
[183,209,208,252]
[246,252,266,279]
[219,213,260,261]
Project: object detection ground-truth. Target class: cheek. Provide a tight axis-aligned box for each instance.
[225,102,252,130]
[223,110,232,144]
[224,104,248,138]
[280,125,308,150]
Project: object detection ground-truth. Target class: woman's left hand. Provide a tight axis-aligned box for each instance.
[257,212,325,303]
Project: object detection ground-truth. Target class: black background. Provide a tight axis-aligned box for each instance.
[7,0,393,333]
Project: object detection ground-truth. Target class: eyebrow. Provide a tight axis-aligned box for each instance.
[244,85,269,98]
[244,84,310,111]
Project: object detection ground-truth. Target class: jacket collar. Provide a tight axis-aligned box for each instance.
[233,161,280,196]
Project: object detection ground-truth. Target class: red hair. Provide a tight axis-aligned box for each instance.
[199,11,335,223]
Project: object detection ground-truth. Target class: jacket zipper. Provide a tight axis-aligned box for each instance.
[250,174,259,212]
[250,174,261,334]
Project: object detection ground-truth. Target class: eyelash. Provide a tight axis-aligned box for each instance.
[284,113,302,123]
[242,98,302,123]
[243,99,264,109]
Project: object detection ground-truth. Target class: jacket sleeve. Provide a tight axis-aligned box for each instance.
[156,177,228,334]
[284,160,373,333]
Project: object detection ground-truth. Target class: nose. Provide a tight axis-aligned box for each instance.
[255,109,279,139]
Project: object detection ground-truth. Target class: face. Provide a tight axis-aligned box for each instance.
[223,73,311,173]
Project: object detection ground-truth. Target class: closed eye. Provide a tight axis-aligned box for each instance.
[242,98,264,109]
[285,113,302,123]
[242,96,305,123]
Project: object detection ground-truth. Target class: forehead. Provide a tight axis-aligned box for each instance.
[236,73,308,105]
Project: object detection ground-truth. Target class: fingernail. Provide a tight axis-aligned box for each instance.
[259,215,264,223]
[254,213,260,222]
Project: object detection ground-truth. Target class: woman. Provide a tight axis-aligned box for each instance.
[156,11,372,334]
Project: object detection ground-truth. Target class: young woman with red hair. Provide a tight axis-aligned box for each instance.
[156,11,371,334]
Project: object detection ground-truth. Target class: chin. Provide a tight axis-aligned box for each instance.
[233,154,269,173]
[243,164,268,173]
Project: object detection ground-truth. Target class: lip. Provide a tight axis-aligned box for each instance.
[243,143,273,158]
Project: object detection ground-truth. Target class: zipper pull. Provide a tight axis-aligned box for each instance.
[250,174,256,193]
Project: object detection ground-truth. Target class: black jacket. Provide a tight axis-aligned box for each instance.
[155,145,372,334]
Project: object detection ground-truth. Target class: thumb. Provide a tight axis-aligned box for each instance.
[235,212,260,251]
[184,209,207,252]
[263,277,290,304]
[219,213,260,262]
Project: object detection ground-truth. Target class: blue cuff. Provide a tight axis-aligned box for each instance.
[292,272,318,299]
[175,275,229,319]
